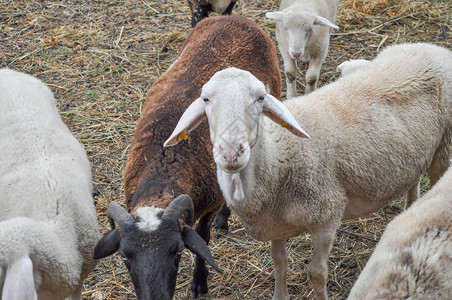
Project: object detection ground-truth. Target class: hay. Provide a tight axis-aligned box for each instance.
[1,0,450,299]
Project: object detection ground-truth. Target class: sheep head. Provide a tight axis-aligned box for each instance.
[266,9,338,61]
[93,194,222,300]
[165,67,309,173]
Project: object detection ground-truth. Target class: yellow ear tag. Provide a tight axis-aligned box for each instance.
[178,130,188,141]
[281,122,292,129]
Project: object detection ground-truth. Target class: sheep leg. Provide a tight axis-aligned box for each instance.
[2,256,37,300]
[212,203,231,233]
[191,211,215,298]
[305,57,322,94]
[222,1,236,15]
[280,50,297,99]
[427,148,451,187]
[0,267,4,293]
[64,282,83,300]
[308,221,340,300]
[271,239,289,300]
[408,132,451,209]
[405,180,420,209]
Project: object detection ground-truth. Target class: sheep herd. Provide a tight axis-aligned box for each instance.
[1,1,451,300]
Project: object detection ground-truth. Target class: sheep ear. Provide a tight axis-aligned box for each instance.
[313,15,339,29]
[266,11,284,21]
[263,94,310,138]
[93,229,121,259]
[182,226,223,274]
[164,97,206,147]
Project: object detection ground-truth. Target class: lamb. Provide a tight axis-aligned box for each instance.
[187,0,236,27]
[266,0,339,98]
[336,59,370,76]
[165,43,452,300]
[93,15,282,299]
[0,68,101,299]
[347,165,452,299]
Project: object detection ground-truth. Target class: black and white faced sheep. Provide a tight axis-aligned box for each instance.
[165,43,452,300]
[187,0,236,27]
[347,165,452,300]
[0,68,101,299]
[94,15,282,299]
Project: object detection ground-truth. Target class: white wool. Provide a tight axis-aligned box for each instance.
[0,68,100,299]
[232,173,245,201]
[336,59,371,76]
[136,206,165,232]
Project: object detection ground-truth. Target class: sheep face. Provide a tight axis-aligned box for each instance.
[94,197,222,300]
[203,69,265,172]
[118,218,183,300]
[266,10,339,61]
[165,68,309,172]
[283,12,314,60]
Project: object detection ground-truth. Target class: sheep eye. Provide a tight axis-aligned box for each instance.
[203,97,209,103]
[257,95,265,103]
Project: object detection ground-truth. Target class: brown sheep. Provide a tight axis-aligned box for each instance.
[94,15,281,299]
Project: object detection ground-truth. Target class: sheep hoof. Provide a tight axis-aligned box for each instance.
[191,281,208,299]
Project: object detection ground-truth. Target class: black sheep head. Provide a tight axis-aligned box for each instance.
[93,194,222,300]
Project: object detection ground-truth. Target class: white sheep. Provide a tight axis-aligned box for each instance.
[0,68,101,299]
[165,43,452,300]
[266,0,339,97]
[336,59,370,76]
[347,165,452,299]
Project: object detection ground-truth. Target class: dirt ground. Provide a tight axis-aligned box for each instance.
[1,0,450,299]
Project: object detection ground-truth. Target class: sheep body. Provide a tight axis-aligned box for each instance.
[266,0,339,97]
[336,59,370,76]
[95,15,281,299]
[0,68,100,299]
[347,165,452,299]
[167,43,452,299]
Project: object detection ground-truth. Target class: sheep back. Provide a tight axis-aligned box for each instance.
[124,15,281,219]
[281,43,452,220]
[0,68,100,298]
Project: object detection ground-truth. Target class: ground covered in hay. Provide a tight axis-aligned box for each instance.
[1,0,450,299]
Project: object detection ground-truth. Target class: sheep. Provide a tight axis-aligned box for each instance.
[187,0,236,27]
[336,59,370,76]
[266,0,339,98]
[0,68,101,299]
[93,15,282,299]
[347,165,452,300]
[165,43,452,300]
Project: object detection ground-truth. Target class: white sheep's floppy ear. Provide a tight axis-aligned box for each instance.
[266,11,284,21]
[263,94,310,138]
[164,97,206,147]
[314,15,339,29]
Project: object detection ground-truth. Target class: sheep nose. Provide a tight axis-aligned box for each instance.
[219,144,244,165]
[291,51,301,59]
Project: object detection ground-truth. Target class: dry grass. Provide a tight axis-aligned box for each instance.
[1,0,450,299]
